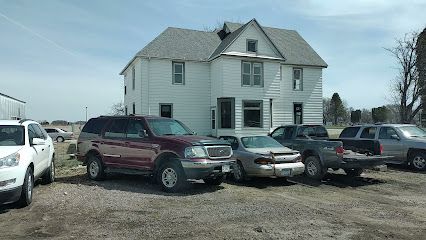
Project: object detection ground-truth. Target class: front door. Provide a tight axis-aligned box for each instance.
[378,127,405,162]
[121,118,157,170]
[28,124,47,177]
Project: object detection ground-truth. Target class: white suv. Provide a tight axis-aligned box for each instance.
[0,120,55,207]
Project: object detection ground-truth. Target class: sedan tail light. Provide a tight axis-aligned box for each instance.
[254,158,273,165]
[336,146,345,157]
[380,144,383,155]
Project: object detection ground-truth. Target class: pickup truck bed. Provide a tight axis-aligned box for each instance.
[270,125,391,179]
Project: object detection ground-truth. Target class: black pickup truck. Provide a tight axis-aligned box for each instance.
[269,125,388,180]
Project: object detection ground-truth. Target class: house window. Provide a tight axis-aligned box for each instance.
[294,103,303,124]
[125,106,128,115]
[247,39,258,52]
[211,109,216,129]
[218,98,235,129]
[243,100,263,128]
[124,86,127,95]
[132,102,136,114]
[173,62,185,84]
[293,68,303,91]
[160,104,173,118]
[242,62,263,87]
[132,66,135,90]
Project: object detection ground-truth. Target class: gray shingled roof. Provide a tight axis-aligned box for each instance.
[221,22,327,67]
[122,20,327,74]
[136,27,221,61]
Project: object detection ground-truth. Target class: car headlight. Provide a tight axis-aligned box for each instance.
[184,146,208,159]
[0,152,20,168]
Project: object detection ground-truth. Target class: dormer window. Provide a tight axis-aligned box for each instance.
[247,39,258,53]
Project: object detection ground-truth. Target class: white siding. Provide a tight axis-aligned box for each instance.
[215,57,281,137]
[123,58,143,115]
[0,95,25,120]
[225,23,280,58]
[273,66,323,126]
[144,59,211,135]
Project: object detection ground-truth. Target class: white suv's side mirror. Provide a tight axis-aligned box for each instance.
[32,138,46,145]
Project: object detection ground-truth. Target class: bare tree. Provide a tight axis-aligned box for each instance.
[386,32,422,123]
[110,102,125,116]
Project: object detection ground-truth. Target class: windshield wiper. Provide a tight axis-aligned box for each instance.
[163,133,176,136]
[183,133,194,135]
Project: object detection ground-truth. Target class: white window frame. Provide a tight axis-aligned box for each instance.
[293,68,303,91]
[172,62,185,85]
[241,61,263,87]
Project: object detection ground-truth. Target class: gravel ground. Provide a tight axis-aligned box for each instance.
[1,142,426,239]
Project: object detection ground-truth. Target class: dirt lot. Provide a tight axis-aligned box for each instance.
[1,141,426,240]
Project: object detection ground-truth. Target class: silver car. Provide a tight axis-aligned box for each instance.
[339,124,426,171]
[219,135,305,182]
[44,127,73,142]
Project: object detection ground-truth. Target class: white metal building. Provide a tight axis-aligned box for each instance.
[0,93,26,120]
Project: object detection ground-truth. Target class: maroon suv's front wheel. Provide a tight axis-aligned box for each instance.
[157,161,186,193]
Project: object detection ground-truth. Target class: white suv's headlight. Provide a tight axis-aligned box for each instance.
[184,146,208,159]
[0,152,20,168]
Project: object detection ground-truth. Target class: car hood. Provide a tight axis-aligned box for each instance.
[246,147,298,155]
[0,146,23,158]
[160,135,229,146]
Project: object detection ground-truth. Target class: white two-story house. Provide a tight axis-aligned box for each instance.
[120,19,327,136]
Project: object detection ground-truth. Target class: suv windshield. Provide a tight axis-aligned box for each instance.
[0,125,25,146]
[241,136,283,149]
[146,118,193,136]
[398,126,426,138]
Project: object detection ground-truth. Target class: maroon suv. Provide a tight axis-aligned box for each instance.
[76,115,234,192]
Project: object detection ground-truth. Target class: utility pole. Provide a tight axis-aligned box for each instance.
[85,106,88,122]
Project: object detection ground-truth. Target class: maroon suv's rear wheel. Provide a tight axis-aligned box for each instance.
[87,155,105,180]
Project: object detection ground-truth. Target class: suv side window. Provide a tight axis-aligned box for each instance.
[379,127,399,139]
[36,125,48,139]
[126,119,146,139]
[340,127,360,138]
[82,118,109,135]
[360,127,377,139]
[30,124,44,139]
[219,136,239,150]
[104,119,128,139]
[271,127,284,140]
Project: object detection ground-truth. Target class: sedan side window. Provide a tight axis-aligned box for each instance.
[379,127,399,140]
[283,127,295,139]
[360,127,377,139]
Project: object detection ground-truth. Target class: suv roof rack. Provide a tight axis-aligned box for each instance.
[18,119,34,124]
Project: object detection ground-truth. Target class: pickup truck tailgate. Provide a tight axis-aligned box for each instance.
[341,152,391,168]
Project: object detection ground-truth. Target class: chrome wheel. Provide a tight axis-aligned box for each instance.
[89,161,99,177]
[413,156,426,169]
[161,168,177,188]
[27,174,33,201]
[307,161,317,176]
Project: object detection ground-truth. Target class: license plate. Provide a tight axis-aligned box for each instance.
[222,165,231,173]
[281,169,291,176]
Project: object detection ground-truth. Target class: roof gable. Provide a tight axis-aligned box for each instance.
[209,19,285,60]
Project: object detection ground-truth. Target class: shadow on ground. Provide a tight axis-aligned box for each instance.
[225,176,296,189]
[55,173,224,196]
[287,171,386,188]
[387,163,425,174]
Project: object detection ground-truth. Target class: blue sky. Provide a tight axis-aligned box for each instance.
[0,0,425,121]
